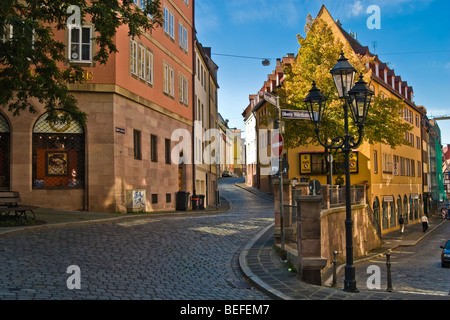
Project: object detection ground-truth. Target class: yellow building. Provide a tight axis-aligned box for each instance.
[245,6,427,234]
[285,6,424,234]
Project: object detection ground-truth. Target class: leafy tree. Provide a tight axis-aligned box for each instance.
[277,15,412,150]
[0,0,163,124]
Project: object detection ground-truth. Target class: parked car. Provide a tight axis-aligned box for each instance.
[440,240,450,268]
[222,170,234,177]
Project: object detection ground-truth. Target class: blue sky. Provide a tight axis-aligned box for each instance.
[195,0,450,145]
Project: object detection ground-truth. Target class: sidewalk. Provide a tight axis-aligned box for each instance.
[236,182,449,300]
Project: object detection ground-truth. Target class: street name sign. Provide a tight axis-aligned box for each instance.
[263,92,278,106]
[281,109,314,120]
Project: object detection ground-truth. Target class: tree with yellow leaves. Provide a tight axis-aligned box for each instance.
[277,15,412,150]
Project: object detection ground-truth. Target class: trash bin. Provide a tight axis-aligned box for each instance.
[198,194,205,210]
[191,195,199,210]
[176,191,190,211]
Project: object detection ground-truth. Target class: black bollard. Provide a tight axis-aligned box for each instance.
[386,251,393,292]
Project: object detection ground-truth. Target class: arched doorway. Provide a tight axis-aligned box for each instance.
[403,195,408,224]
[389,198,396,228]
[397,195,402,222]
[382,199,389,230]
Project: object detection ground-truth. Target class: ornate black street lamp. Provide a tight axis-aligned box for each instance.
[303,51,374,292]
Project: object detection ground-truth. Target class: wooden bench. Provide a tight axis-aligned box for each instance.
[0,191,39,221]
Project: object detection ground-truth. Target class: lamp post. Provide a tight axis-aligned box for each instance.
[303,51,374,292]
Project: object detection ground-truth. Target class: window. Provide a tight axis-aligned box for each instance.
[130,39,153,85]
[310,154,327,175]
[405,158,410,176]
[139,45,146,80]
[163,6,174,39]
[411,159,415,177]
[197,58,200,80]
[130,40,138,75]
[417,161,422,177]
[201,65,204,88]
[393,155,399,176]
[32,111,85,189]
[151,134,158,162]
[69,26,92,62]
[179,22,188,52]
[299,152,357,175]
[145,49,154,84]
[163,62,174,96]
[382,153,392,173]
[151,194,158,204]
[373,150,378,174]
[165,138,171,164]
[135,0,151,14]
[166,193,172,203]
[416,136,421,149]
[134,130,142,160]
[179,73,189,105]
[400,157,405,176]
[3,23,35,57]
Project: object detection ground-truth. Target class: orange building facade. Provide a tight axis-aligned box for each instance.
[3,0,196,213]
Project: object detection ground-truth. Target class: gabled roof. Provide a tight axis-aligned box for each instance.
[316,5,416,107]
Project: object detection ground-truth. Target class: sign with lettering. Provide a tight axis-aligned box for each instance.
[300,154,311,174]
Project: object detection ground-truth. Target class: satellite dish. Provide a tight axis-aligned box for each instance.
[262,59,270,66]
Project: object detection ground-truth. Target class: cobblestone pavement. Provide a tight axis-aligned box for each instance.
[335,220,450,296]
[0,178,274,300]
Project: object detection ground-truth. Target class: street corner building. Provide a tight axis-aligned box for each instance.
[2,0,202,213]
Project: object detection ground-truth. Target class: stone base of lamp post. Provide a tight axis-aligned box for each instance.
[296,195,327,286]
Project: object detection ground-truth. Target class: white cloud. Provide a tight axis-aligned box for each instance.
[351,1,364,16]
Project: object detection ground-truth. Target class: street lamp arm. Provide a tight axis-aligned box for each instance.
[347,125,365,150]
[314,128,345,150]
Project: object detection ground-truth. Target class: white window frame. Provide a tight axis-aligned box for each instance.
[69,26,93,63]
[130,39,138,76]
[179,73,189,105]
[163,62,174,97]
[139,44,146,80]
[145,49,154,84]
[179,22,188,52]
[164,6,174,39]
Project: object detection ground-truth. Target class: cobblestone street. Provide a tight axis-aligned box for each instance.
[0,178,274,300]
